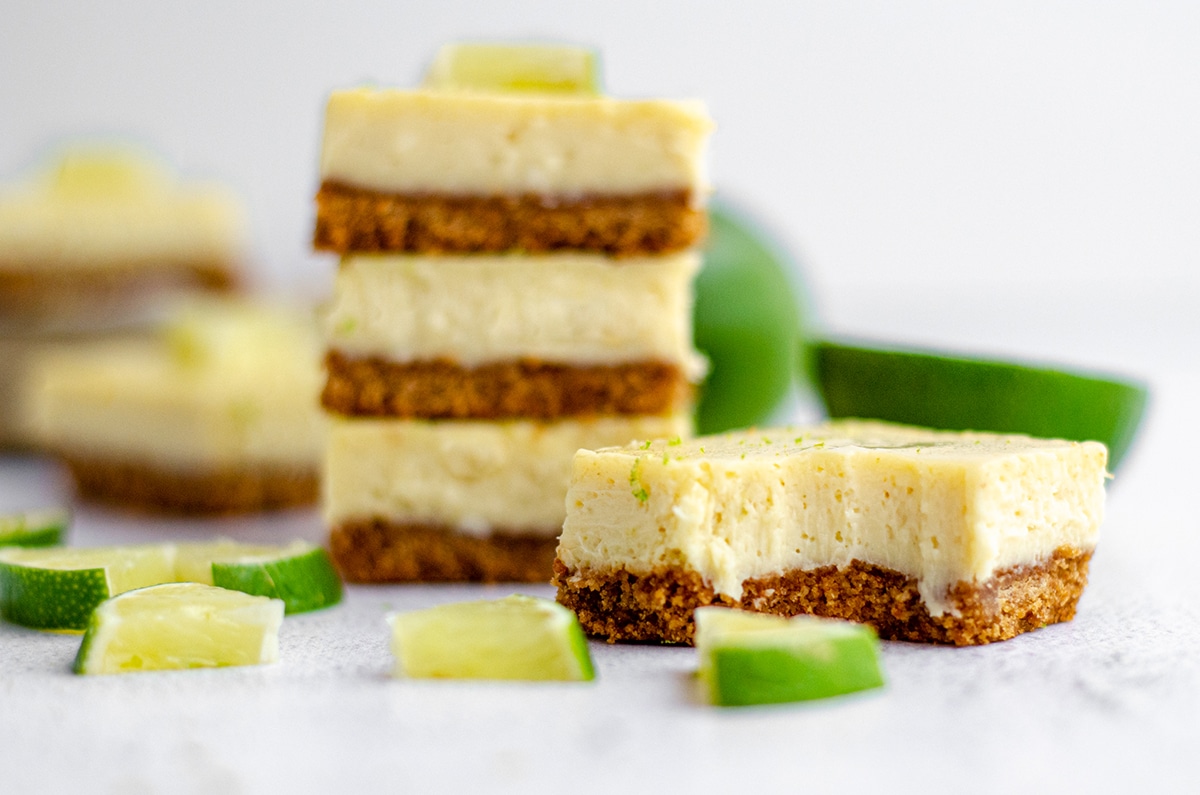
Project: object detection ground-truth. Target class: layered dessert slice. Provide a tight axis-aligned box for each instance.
[314,51,712,256]
[0,146,243,331]
[28,300,324,514]
[326,414,689,582]
[322,251,705,419]
[554,421,1107,646]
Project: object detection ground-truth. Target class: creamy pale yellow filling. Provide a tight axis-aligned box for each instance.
[0,190,244,270]
[324,414,692,536]
[28,306,324,468]
[319,88,712,198]
[557,421,1108,615]
[323,252,705,379]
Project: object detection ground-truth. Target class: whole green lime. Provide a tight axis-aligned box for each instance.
[694,204,808,435]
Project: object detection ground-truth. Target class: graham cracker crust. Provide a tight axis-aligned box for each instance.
[323,351,690,420]
[313,181,705,256]
[553,547,1092,646]
[0,262,236,330]
[330,519,558,583]
[63,455,317,515]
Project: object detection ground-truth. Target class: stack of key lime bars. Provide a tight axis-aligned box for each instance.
[0,43,1147,708]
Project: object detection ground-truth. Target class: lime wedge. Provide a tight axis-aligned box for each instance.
[694,203,807,434]
[48,146,170,198]
[696,607,885,707]
[388,595,595,681]
[811,338,1149,471]
[0,508,69,548]
[0,539,340,630]
[176,539,343,615]
[425,43,600,95]
[72,582,283,675]
[0,544,175,631]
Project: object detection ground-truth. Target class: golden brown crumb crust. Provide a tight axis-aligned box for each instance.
[62,455,317,515]
[553,547,1092,646]
[322,351,691,420]
[313,181,706,256]
[0,262,236,328]
[330,519,558,583]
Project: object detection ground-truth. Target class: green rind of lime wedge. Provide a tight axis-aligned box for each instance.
[72,582,284,675]
[696,607,885,707]
[0,508,70,548]
[694,203,808,435]
[211,546,343,615]
[0,563,109,631]
[389,594,595,682]
[811,339,1149,471]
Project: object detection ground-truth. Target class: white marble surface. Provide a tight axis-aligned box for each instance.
[2,282,1199,794]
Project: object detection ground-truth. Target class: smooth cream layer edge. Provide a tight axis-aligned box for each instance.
[320,88,712,197]
[324,414,692,536]
[324,252,706,379]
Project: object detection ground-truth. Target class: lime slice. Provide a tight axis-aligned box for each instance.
[811,338,1149,471]
[72,582,283,675]
[0,544,175,631]
[176,539,343,615]
[0,508,70,548]
[695,607,885,707]
[48,146,170,198]
[388,595,595,681]
[425,43,600,95]
[0,539,340,630]
[694,203,808,434]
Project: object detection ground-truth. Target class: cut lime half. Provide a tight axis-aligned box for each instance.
[73,582,283,675]
[811,338,1148,471]
[0,544,175,631]
[176,539,342,614]
[695,607,885,707]
[0,508,69,548]
[694,203,808,435]
[388,595,595,681]
[425,43,600,95]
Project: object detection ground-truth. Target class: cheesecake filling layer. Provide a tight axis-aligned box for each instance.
[29,336,324,469]
[556,421,1107,615]
[320,89,712,198]
[324,414,692,536]
[323,252,706,379]
[0,192,244,270]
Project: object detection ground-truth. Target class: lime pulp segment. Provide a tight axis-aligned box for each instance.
[389,594,595,681]
[425,43,600,95]
[811,339,1148,471]
[695,607,885,707]
[73,582,284,675]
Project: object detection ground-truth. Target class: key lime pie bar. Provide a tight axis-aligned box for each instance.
[0,146,242,330]
[317,43,710,582]
[554,421,1107,646]
[29,300,324,514]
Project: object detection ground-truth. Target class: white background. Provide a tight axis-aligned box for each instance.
[2,3,1199,793]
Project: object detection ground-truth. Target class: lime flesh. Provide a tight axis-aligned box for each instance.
[73,582,283,675]
[812,338,1148,471]
[389,595,594,681]
[694,204,807,435]
[425,43,599,95]
[695,607,885,707]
